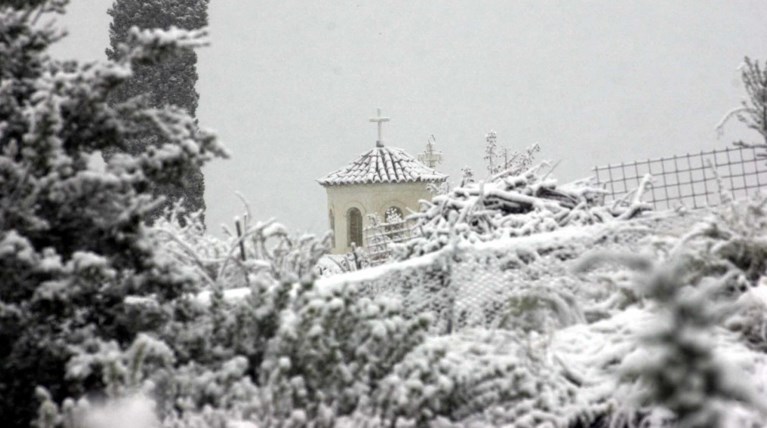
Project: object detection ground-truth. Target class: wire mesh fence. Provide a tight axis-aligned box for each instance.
[593,146,767,210]
[364,218,420,265]
[319,212,698,333]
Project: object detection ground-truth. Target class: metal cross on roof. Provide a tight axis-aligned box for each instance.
[369,108,390,147]
[418,135,443,169]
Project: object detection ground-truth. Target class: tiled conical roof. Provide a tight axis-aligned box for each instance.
[318,146,447,186]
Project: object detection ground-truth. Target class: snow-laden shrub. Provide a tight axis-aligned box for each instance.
[34,338,261,428]
[675,194,767,355]
[112,208,428,425]
[572,207,767,427]
[618,261,761,427]
[28,231,348,427]
[372,329,581,427]
[124,212,335,422]
[258,282,432,425]
[705,193,767,286]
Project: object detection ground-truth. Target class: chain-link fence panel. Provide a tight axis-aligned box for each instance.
[318,209,710,333]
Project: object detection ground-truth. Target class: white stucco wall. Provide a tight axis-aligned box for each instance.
[324,181,436,254]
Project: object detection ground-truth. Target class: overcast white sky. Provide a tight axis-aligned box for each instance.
[53,1,767,235]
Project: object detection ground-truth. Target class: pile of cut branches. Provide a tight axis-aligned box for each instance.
[395,163,652,259]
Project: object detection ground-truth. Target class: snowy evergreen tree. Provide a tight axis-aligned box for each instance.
[106,0,210,223]
[717,57,767,159]
[0,1,224,425]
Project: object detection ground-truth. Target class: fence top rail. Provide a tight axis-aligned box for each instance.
[364,218,417,230]
[592,146,755,172]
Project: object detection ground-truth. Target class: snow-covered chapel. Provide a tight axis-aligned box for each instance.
[318,110,448,254]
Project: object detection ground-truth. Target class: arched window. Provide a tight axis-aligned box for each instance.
[385,206,404,223]
[347,207,363,248]
[329,210,336,247]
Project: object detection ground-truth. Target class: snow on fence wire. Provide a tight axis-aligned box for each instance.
[364,217,419,265]
[593,146,767,210]
[323,212,692,333]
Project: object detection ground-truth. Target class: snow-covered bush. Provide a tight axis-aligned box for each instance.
[572,201,767,427]
[25,204,427,426]
[373,329,581,427]
[104,203,427,425]
[617,256,766,427]
[258,282,432,424]
[676,194,767,355]
[0,1,224,424]
[706,193,767,286]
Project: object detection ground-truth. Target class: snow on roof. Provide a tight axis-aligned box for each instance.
[318,146,448,186]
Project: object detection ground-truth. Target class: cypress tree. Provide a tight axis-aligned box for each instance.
[106,0,210,223]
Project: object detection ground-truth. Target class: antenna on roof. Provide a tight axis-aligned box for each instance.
[369,108,390,148]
